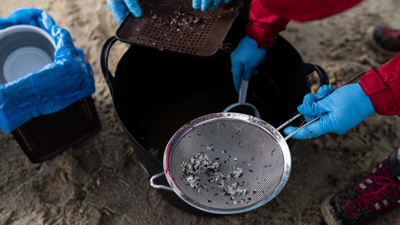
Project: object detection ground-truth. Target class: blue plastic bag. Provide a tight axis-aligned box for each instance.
[0,8,95,133]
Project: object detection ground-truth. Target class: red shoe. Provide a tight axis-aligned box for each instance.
[366,25,400,55]
[321,150,400,225]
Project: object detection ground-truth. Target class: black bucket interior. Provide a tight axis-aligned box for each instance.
[112,19,315,161]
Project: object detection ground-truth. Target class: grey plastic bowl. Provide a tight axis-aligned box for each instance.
[0,25,55,85]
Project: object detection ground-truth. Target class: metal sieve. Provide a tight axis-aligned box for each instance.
[150,112,320,214]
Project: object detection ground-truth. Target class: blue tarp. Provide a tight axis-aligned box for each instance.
[0,8,95,132]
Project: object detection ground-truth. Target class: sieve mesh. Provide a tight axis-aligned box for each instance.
[169,117,284,210]
[115,0,241,57]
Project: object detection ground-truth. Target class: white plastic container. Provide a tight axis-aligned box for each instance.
[0,25,56,84]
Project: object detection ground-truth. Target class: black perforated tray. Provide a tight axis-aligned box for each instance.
[12,97,101,163]
[116,0,241,57]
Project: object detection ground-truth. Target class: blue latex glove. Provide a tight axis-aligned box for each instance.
[107,0,142,25]
[231,35,267,93]
[283,84,375,139]
[193,0,231,11]
[0,8,94,132]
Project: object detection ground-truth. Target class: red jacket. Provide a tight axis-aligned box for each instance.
[246,0,363,48]
[359,54,400,116]
[247,0,400,116]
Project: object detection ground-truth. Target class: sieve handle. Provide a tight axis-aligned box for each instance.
[222,78,261,118]
[150,172,173,191]
[278,70,368,139]
[283,115,323,140]
[238,78,248,104]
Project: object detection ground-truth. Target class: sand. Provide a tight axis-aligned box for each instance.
[1,0,400,224]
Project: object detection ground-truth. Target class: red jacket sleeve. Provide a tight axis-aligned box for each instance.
[359,53,400,116]
[246,0,290,49]
[247,0,363,48]
[259,0,363,22]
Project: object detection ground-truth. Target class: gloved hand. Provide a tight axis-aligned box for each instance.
[107,0,142,25]
[283,84,375,139]
[192,0,231,11]
[231,35,267,92]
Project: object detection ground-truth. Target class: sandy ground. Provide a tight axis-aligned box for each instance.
[1,0,400,224]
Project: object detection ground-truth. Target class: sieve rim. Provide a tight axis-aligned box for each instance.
[163,112,291,214]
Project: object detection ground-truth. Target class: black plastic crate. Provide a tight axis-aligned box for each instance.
[12,97,101,163]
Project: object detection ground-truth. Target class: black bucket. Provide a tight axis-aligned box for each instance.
[100,18,328,215]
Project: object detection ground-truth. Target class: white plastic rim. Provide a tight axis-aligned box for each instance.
[0,25,55,46]
[0,25,56,83]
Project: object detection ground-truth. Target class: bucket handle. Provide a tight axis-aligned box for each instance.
[278,63,328,144]
[304,63,329,87]
[100,36,118,97]
[150,172,173,191]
